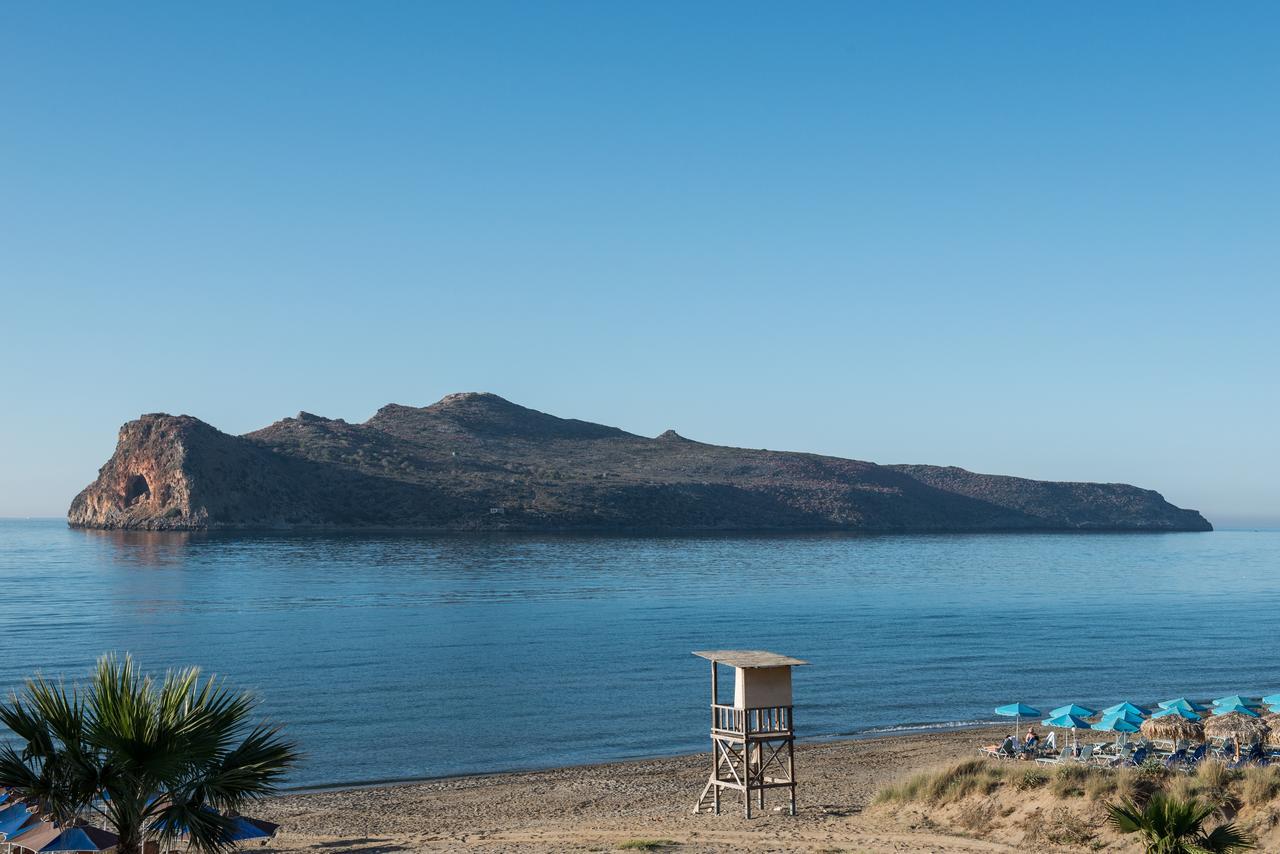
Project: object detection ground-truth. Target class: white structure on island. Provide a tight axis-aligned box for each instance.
[692,649,808,818]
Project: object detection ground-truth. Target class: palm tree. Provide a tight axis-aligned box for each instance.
[0,654,297,854]
[1106,793,1255,854]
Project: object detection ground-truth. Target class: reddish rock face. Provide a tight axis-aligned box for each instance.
[67,393,1214,533]
[68,416,208,530]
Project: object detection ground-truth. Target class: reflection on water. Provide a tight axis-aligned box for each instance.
[75,527,200,567]
[2,520,1277,788]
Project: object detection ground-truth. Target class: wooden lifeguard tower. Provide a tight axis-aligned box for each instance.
[692,649,808,818]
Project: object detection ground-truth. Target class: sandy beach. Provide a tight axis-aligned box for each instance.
[255,725,1033,853]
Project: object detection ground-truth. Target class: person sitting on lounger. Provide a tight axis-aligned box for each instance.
[1024,727,1040,751]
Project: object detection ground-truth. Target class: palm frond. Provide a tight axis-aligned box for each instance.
[0,653,299,854]
[151,799,238,854]
[1109,793,1256,854]
[193,723,297,811]
[1195,821,1257,853]
[1106,797,1146,835]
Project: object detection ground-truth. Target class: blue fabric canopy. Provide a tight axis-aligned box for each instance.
[1214,703,1260,717]
[1158,698,1207,713]
[1049,704,1096,719]
[1093,716,1141,733]
[1152,706,1201,721]
[0,804,37,841]
[39,826,119,852]
[1212,695,1259,708]
[995,703,1040,717]
[1098,709,1144,725]
[151,810,279,844]
[1102,701,1149,718]
[224,816,279,842]
[1042,713,1091,729]
[1262,693,1280,706]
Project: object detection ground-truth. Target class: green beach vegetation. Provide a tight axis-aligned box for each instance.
[1107,794,1254,853]
[876,759,1268,850]
[0,653,297,854]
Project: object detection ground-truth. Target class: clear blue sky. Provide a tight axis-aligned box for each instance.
[2,2,1276,523]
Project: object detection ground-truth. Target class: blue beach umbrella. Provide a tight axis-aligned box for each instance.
[995,703,1041,742]
[1159,698,1208,713]
[1262,693,1280,706]
[38,826,119,852]
[152,811,279,845]
[1042,713,1091,750]
[1102,702,1150,718]
[1152,706,1202,721]
[1093,714,1141,746]
[1099,709,1145,726]
[1212,695,1259,708]
[1214,703,1260,717]
[224,815,279,843]
[0,803,38,840]
[1094,717,1141,732]
[1050,704,1097,719]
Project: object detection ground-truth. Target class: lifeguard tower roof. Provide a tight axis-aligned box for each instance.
[692,650,809,668]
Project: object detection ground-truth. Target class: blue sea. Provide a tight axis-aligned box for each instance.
[1,519,1277,789]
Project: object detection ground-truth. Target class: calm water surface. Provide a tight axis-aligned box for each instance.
[1,520,1276,788]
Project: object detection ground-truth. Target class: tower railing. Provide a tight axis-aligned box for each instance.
[711,703,793,737]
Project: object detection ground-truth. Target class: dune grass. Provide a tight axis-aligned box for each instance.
[1196,759,1238,790]
[1050,762,1094,798]
[876,755,1280,816]
[1015,768,1048,791]
[875,758,1006,805]
[1240,766,1280,806]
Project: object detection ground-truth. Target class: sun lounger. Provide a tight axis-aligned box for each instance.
[1177,746,1206,773]
[1099,744,1131,765]
[1110,746,1146,768]
[1036,747,1072,765]
[1230,744,1268,768]
[1072,744,1095,763]
[1170,744,1206,772]
[979,737,1018,759]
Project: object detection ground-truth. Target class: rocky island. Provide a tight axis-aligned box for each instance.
[68,392,1212,533]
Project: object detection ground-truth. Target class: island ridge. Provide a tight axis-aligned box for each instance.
[69,392,1212,533]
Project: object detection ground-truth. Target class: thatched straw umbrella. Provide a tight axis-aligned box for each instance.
[1140,715,1204,745]
[1204,711,1269,747]
[1261,713,1280,745]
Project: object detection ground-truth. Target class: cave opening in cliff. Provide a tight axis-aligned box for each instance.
[124,474,151,506]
